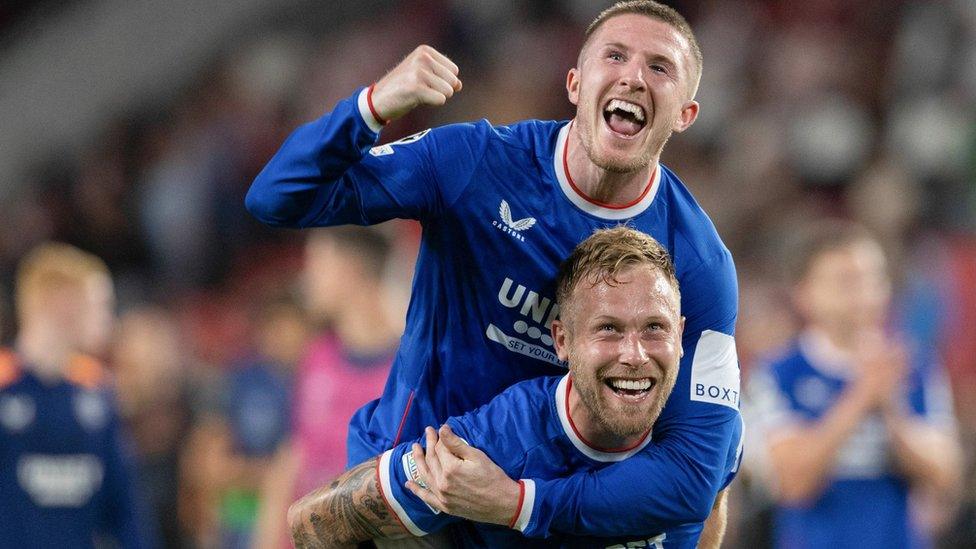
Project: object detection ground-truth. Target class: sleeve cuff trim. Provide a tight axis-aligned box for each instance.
[512,479,535,532]
[377,449,428,537]
[357,86,385,133]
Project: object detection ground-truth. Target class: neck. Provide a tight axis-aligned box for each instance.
[567,376,645,451]
[810,323,867,355]
[333,287,401,355]
[565,121,657,206]
[16,326,71,381]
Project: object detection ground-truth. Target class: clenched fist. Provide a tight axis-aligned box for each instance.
[371,45,463,123]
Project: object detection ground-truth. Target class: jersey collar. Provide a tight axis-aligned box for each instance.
[554,374,652,462]
[798,329,856,379]
[553,122,662,220]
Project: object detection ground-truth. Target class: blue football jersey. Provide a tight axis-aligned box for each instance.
[0,353,153,548]
[225,357,292,457]
[378,375,743,548]
[746,330,956,549]
[247,87,741,535]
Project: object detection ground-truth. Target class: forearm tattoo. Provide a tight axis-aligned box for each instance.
[291,457,408,548]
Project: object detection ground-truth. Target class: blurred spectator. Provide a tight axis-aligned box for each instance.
[253,226,401,549]
[112,306,192,548]
[744,222,963,549]
[180,295,306,549]
[0,242,156,547]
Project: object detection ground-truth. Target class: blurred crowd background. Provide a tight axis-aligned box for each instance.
[1,0,974,547]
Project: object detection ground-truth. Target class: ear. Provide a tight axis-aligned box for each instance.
[566,68,580,106]
[671,100,699,133]
[551,319,570,362]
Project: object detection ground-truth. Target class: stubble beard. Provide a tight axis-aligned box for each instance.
[576,100,674,175]
[570,351,657,441]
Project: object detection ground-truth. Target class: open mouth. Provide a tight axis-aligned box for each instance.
[604,377,656,401]
[603,99,647,137]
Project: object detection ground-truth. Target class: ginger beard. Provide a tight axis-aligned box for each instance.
[568,344,679,439]
[559,266,683,441]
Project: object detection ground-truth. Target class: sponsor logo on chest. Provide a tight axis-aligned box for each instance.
[491,200,536,242]
[18,454,104,507]
[485,277,565,367]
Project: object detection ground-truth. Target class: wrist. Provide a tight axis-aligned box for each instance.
[506,479,536,532]
[506,480,526,528]
[357,86,386,133]
[366,83,389,126]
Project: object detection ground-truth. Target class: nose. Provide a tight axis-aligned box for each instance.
[618,60,647,92]
[619,332,650,368]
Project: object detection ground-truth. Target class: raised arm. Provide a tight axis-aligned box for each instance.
[244,45,463,228]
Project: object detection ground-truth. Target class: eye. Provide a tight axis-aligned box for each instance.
[650,64,667,74]
[600,323,618,333]
[608,50,624,62]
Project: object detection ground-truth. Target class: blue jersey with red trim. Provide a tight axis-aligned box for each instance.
[378,375,743,547]
[247,87,741,536]
[0,355,153,548]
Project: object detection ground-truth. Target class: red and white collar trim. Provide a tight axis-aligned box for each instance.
[553,122,661,220]
[555,374,652,462]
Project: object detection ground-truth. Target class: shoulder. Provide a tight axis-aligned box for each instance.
[754,342,806,387]
[472,376,557,417]
[658,164,731,268]
[428,118,561,153]
[490,119,563,150]
[65,354,111,390]
[0,348,21,390]
[454,376,559,442]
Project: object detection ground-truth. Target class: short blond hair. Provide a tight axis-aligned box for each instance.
[556,226,679,318]
[582,0,703,98]
[16,243,111,320]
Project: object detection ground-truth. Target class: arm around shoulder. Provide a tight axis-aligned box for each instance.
[287,457,410,548]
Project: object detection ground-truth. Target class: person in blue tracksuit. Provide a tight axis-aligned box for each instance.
[0,243,155,548]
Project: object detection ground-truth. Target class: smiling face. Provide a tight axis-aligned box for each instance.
[553,263,683,442]
[567,13,700,173]
[795,239,891,336]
